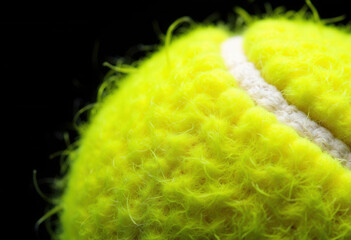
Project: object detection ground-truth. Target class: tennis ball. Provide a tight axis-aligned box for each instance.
[57,13,351,240]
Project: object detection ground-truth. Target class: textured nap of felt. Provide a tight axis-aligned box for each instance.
[59,23,351,239]
[243,18,351,148]
[222,36,351,167]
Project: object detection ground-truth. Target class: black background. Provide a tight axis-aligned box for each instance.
[3,1,350,239]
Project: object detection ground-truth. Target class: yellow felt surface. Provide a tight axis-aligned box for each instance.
[59,24,351,240]
[243,18,351,147]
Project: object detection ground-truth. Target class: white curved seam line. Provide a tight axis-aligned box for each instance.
[221,36,351,168]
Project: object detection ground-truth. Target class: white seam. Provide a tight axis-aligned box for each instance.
[221,36,351,168]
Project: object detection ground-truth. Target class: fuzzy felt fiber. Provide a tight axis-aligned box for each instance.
[244,18,351,147]
[58,20,351,239]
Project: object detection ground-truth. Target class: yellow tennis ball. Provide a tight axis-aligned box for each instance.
[57,13,351,240]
